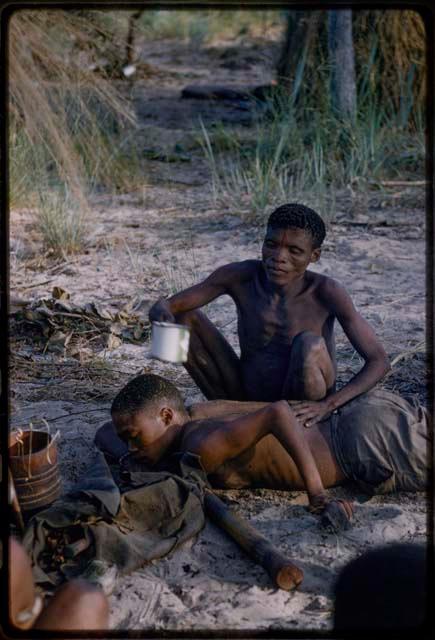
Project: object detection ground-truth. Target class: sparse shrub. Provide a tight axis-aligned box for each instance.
[35,188,86,256]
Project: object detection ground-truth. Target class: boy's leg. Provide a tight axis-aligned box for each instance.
[176,309,245,400]
[283,331,335,400]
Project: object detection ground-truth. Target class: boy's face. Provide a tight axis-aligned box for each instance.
[113,407,171,466]
[262,226,321,284]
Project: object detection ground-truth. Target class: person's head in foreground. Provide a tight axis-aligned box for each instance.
[262,203,326,285]
[334,542,427,632]
[111,373,187,466]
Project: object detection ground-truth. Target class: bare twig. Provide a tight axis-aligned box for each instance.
[18,279,55,290]
[380,180,427,187]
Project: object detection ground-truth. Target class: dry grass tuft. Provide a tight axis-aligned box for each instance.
[356,10,426,115]
[8,9,136,213]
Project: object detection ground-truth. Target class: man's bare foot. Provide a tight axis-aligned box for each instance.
[308,493,354,532]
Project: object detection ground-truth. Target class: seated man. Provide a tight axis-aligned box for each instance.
[149,203,390,427]
[96,374,429,532]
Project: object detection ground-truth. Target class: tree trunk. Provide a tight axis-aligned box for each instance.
[124,10,144,67]
[276,10,322,98]
[328,10,357,120]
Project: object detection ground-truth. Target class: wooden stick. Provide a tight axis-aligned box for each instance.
[204,491,303,590]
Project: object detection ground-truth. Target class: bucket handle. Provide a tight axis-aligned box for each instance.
[41,418,60,465]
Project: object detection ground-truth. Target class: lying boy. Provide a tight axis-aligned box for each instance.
[149,203,390,427]
[97,374,429,532]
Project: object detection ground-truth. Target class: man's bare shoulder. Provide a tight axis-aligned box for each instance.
[208,260,261,296]
[311,273,352,307]
[215,259,260,281]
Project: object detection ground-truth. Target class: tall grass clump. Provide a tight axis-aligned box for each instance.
[35,187,86,257]
[8,9,138,253]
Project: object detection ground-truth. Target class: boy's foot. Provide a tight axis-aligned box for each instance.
[308,494,354,532]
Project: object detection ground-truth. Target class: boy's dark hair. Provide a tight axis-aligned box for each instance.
[267,203,326,248]
[111,374,184,416]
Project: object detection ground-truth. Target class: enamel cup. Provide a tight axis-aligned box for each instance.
[151,321,190,363]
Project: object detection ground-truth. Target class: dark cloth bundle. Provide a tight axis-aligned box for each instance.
[23,450,207,592]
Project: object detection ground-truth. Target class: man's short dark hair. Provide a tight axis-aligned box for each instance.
[267,203,326,248]
[111,374,184,416]
[334,543,427,631]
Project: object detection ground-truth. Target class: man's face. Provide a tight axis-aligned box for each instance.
[113,408,169,466]
[262,226,321,284]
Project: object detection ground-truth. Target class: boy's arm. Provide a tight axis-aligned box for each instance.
[184,401,325,502]
[149,262,248,322]
[294,280,390,426]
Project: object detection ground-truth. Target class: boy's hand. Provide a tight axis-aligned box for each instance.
[291,400,331,428]
[149,298,175,323]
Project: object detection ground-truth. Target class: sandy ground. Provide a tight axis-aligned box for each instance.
[9,28,429,633]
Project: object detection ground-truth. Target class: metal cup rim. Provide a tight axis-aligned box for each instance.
[152,321,190,331]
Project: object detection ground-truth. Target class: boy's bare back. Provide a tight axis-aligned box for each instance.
[181,405,342,491]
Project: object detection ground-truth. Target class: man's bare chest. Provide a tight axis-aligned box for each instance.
[236,291,330,345]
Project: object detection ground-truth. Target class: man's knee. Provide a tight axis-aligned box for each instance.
[58,579,109,617]
[35,580,109,630]
[291,332,331,400]
[292,331,327,361]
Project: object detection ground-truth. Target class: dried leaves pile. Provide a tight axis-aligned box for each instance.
[11,287,150,361]
[10,287,151,402]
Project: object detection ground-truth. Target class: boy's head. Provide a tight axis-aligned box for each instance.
[111,374,186,465]
[262,204,325,283]
[267,203,326,249]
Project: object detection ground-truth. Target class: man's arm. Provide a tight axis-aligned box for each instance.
[184,402,325,503]
[149,262,249,323]
[294,280,390,426]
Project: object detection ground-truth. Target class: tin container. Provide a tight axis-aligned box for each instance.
[151,321,190,363]
[9,430,62,512]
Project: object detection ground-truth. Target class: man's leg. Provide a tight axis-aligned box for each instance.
[9,537,41,630]
[9,538,109,632]
[283,331,335,400]
[176,309,245,400]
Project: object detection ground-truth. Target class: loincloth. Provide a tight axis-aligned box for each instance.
[330,388,431,494]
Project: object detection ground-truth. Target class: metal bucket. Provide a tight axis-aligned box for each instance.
[151,321,190,363]
[9,430,62,512]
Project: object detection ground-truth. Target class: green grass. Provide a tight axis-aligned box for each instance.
[198,70,425,223]
[139,9,283,44]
